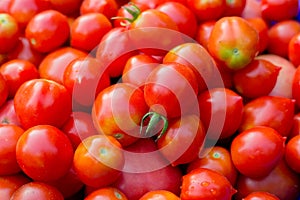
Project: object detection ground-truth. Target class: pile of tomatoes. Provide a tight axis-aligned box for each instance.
[0,0,300,199]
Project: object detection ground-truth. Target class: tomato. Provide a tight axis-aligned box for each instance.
[0,0,10,13]
[0,173,31,200]
[180,168,236,200]
[0,73,8,107]
[157,115,206,166]
[187,146,238,186]
[143,62,198,118]
[63,57,110,108]
[80,0,118,19]
[197,88,243,139]
[292,64,300,109]
[49,0,82,15]
[285,134,300,173]
[85,187,128,200]
[243,191,280,200]
[208,16,259,70]
[39,47,88,84]
[156,1,198,38]
[0,99,20,126]
[223,0,247,17]
[16,125,74,181]
[241,0,262,19]
[14,79,72,129]
[62,111,98,150]
[186,0,226,21]
[70,13,112,51]
[195,20,216,51]
[231,126,285,178]
[235,159,300,200]
[10,182,64,200]
[122,54,159,89]
[139,190,180,200]
[288,32,300,67]
[0,59,39,98]
[0,13,20,54]
[232,59,280,98]
[73,135,125,188]
[267,20,300,58]
[240,95,295,137]
[25,10,70,53]
[92,83,148,146]
[261,0,299,22]
[0,124,24,175]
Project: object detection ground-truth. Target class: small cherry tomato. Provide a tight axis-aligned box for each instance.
[80,0,118,19]
[0,13,19,54]
[139,190,180,200]
[85,187,128,200]
[25,10,70,53]
[180,168,237,200]
[73,135,125,188]
[288,32,300,67]
[223,0,247,17]
[0,73,8,107]
[243,191,280,200]
[285,134,300,173]
[195,20,216,51]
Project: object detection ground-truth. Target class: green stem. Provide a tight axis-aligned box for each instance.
[111,2,141,25]
[140,112,168,141]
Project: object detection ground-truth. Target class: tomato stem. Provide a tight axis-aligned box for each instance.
[111,2,141,25]
[140,112,168,141]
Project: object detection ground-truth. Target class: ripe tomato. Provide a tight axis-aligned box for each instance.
[261,0,299,21]
[49,0,82,15]
[0,124,24,175]
[14,79,72,129]
[139,190,180,200]
[0,99,20,126]
[180,168,236,200]
[187,146,238,186]
[241,0,262,19]
[143,62,198,118]
[80,0,118,19]
[197,88,243,139]
[0,59,39,98]
[10,182,64,200]
[195,20,216,51]
[85,187,128,200]
[73,135,125,188]
[0,13,20,54]
[231,126,285,178]
[16,125,74,181]
[0,73,8,107]
[288,32,300,67]
[0,0,10,13]
[157,115,206,166]
[25,10,70,53]
[223,0,246,16]
[208,16,259,70]
[285,134,300,173]
[292,64,300,108]
[243,191,280,200]
[70,13,112,51]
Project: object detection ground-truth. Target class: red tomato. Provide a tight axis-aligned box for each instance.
[39,47,88,84]
[241,0,262,19]
[288,32,300,67]
[49,0,82,15]
[80,0,118,19]
[10,182,64,200]
[0,59,39,98]
[139,190,180,200]
[73,135,125,188]
[157,115,206,166]
[0,0,10,13]
[289,112,300,139]
[14,79,72,129]
[223,0,247,16]
[0,124,24,175]
[197,88,244,139]
[292,64,300,108]
[180,168,236,200]
[0,13,20,54]
[0,99,20,126]
[231,126,285,178]
[232,59,280,98]
[85,187,128,200]
[130,0,167,9]
[186,0,226,21]
[285,134,300,173]
[267,20,300,58]
[16,125,74,181]
[208,16,259,70]
[243,191,280,200]
[25,10,70,53]
[0,73,8,107]
[239,95,295,137]
[187,146,238,186]
[261,0,299,21]
[143,62,198,118]
[195,20,216,51]
[70,13,112,51]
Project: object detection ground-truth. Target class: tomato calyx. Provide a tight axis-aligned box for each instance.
[111,3,141,26]
[140,112,168,141]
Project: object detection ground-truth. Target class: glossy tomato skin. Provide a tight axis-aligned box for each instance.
[0,124,24,175]
[85,187,128,200]
[239,95,295,137]
[0,13,20,54]
[73,135,125,188]
[243,191,280,200]
[285,135,300,173]
[288,32,300,67]
[70,13,112,51]
[195,20,216,51]
[10,182,64,200]
[157,115,206,166]
[80,0,118,19]
[49,0,82,15]
[208,16,259,70]
[180,168,236,200]
[223,0,246,16]
[0,73,8,107]
[16,125,74,181]
[0,59,39,98]
[14,79,72,129]
[25,10,70,53]
[198,88,244,139]
[139,190,180,200]
[187,146,238,186]
[231,126,285,178]
[0,99,20,126]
